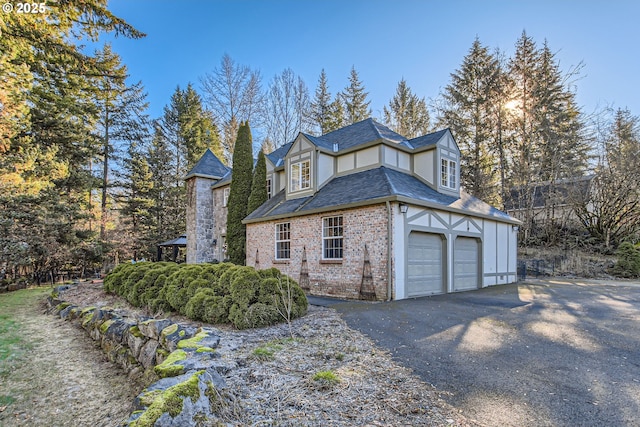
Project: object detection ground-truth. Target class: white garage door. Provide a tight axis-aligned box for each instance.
[454,237,479,291]
[407,232,444,297]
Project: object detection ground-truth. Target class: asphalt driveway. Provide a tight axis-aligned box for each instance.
[325,279,640,426]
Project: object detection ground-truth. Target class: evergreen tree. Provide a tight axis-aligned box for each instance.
[92,44,150,244]
[179,84,223,168]
[0,1,143,280]
[247,150,267,215]
[533,42,589,182]
[439,38,501,204]
[341,66,371,124]
[147,123,181,245]
[120,141,156,260]
[226,122,254,264]
[310,69,333,135]
[326,96,346,133]
[383,78,431,138]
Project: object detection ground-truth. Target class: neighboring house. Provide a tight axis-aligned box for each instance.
[504,175,595,227]
[186,118,519,300]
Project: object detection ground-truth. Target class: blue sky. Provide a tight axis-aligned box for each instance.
[95,0,640,131]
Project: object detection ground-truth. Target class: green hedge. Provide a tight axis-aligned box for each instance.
[103,262,308,329]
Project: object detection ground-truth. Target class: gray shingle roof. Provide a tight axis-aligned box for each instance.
[185,149,230,179]
[302,118,413,152]
[408,128,449,149]
[265,142,292,167]
[244,166,516,223]
[504,175,594,211]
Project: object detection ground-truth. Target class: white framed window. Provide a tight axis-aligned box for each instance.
[440,158,457,190]
[223,187,230,207]
[266,178,272,199]
[290,159,310,192]
[322,216,343,259]
[275,222,291,260]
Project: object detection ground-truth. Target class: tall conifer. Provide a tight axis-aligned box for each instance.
[247,150,267,215]
[226,121,254,264]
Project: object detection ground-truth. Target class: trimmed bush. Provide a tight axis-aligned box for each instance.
[103,262,308,329]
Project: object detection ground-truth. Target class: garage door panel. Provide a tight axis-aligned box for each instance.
[454,237,479,291]
[407,232,444,297]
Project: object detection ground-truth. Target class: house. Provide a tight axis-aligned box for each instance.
[186,119,519,300]
[504,175,595,228]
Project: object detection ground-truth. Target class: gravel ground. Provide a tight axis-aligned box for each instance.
[2,282,479,426]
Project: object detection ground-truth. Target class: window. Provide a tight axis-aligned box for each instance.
[223,187,230,207]
[266,178,272,199]
[440,158,457,190]
[275,222,291,260]
[290,159,310,192]
[322,216,343,259]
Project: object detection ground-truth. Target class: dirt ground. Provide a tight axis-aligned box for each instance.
[0,282,477,426]
[0,287,143,427]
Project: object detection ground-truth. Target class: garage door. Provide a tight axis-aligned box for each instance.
[407,232,444,297]
[454,237,479,291]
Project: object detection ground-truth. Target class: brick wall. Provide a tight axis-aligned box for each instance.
[246,204,390,300]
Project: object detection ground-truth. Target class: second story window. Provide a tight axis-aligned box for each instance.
[266,178,272,199]
[440,158,457,190]
[223,187,230,207]
[290,159,310,192]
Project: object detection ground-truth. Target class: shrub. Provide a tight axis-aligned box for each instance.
[613,242,640,278]
[102,261,308,329]
[184,288,216,321]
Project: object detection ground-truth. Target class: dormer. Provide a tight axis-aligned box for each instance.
[285,134,317,200]
[410,128,460,197]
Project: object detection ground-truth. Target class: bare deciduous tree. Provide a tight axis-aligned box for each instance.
[200,54,263,162]
[263,68,310,148]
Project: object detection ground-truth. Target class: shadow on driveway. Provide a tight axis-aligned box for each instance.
[319,280,640,427]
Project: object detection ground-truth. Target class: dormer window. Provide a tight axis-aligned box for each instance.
[441,158,457,190]
[290,159,310,192]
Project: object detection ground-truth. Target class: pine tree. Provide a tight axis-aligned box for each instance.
[383,78,430,138]
[247,150,267,215]
[439,38,501,204]
[120,141,156,260]
[341,66,371,124]
[0,0,144,279]
[226,121,254,264]
[179,84,222,168]
[326,96,346,133]
[93,44,150,244]
[310,69,333,135]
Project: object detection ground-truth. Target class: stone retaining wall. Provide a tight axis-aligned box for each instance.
[47,286,235,427]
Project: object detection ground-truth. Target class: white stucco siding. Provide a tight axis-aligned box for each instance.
[356,146,378,168]
[398,151,410,171]
[482,220,517,286]
[414,151,435,185]
[384,146,397,167]
[392,203,518,300]
[337,153,355,173]
[317,153,334,187]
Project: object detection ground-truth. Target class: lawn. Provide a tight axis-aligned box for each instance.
[0,288,50,408]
